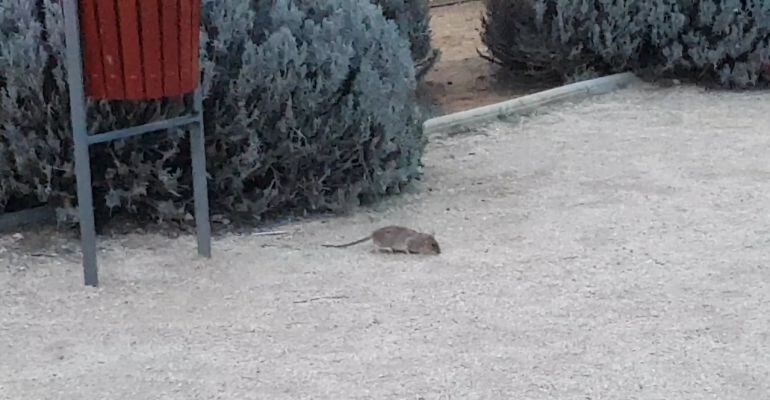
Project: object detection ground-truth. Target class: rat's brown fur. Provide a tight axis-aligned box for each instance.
[322,225,441,255]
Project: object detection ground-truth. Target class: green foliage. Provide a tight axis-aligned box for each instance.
[374,0,439,77]
[482,0,770,87]
[0,0,426,225]
[672,0,770,86]
[0,0,67,212]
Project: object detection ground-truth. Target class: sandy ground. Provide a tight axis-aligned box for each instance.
[3,84,770,399]
[421,1,553,114]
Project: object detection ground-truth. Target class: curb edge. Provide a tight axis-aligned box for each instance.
[423,72,642,135]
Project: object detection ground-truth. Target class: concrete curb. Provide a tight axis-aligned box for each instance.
[423,72,642,135]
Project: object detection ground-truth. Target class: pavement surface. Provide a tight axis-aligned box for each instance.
[2,84,769,399]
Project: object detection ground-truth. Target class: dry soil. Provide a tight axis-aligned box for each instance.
[421,0,553,114]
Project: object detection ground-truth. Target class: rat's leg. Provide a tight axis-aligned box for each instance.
[390,238,410,254]
[372,243,390,253]
[403,237,416,254]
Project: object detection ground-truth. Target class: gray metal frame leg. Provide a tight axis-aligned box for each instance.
[74,142,98,286]
[190,90,211,257]
[63,0,99,286]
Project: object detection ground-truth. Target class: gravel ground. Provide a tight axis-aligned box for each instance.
[2,84,770,399]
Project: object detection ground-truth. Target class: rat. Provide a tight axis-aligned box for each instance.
[322,225,441,254]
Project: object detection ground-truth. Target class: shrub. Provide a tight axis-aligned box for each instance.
[0,0,67,212]
[481,0,770,87]
[668,0,770,87]
[374,0,439,77]
[0,0,426,225]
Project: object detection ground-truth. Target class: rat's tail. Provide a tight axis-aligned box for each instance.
[322,235,371,248]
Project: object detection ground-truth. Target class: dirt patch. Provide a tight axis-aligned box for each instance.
[420,0,554,115]
[3,85,770,398]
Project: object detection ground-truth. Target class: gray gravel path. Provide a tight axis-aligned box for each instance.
[2,84,769,399]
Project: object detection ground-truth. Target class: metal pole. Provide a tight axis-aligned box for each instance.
[190,89,211,257]
[63,0,99,286]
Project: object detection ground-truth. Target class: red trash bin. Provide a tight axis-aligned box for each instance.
[78,0,201,100]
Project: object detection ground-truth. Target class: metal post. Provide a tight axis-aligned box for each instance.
[190,89,211,257]
[62,0,99,286]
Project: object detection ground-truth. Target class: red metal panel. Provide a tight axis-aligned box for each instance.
[116,0,144,99]
[79,0,106,98]
[178,0,193,92]
[138,0,164,98]
[76,0,200,100]
[190,0,201,91]
[161,0,181,95]
[94,0,125,98]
